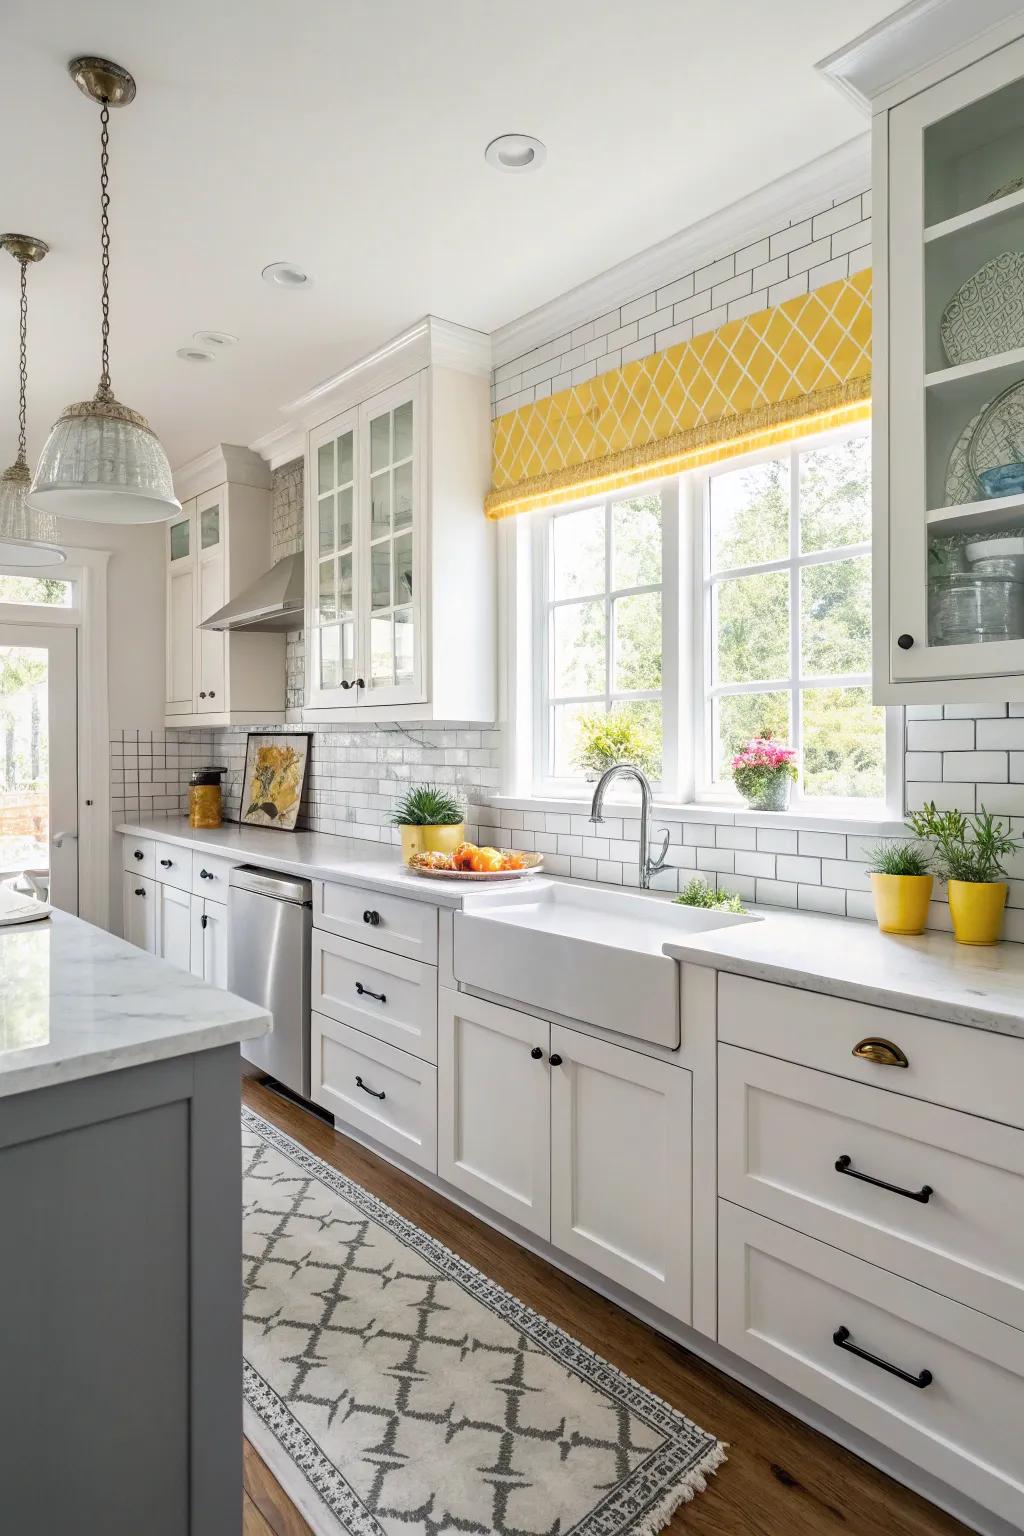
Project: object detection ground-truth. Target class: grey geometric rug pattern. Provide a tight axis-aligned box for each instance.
[242,1108,726,1536]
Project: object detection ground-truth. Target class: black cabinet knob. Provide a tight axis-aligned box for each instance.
[160,858,172,868]
[134,887,146,897]
[199,690,207,699]
[363,909,380,926]
[355,677,366,689]
[200,868,213,880]
[530,1046,543,1059]
[897,634,914,650]
[340,680,352,690]
[549,1053,563,1067]
[133,849,144,861]
[208,691,215,698]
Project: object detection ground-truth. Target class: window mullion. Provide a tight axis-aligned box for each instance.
[604,499,613,710]
[789,444,802,791]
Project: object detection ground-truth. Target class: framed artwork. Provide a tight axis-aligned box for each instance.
[241,733,311,831]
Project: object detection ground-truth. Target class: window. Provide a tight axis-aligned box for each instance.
[534,490,670,792]
[0,575,72,608]
[522,421,894,815]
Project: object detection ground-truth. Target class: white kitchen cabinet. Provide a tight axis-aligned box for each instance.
[190,897,229,989]
[164,445,286,726]
[122,872,156,953]
[303,317,495,723]
[549,1025,692,1321]
[437,989,551,1238]
[872,28,1024,699]
[155,881,192,972]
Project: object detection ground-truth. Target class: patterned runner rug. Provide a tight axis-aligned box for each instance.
[243,1107,726,1536]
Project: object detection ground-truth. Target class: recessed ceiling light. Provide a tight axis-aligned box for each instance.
[193,329,237,348]
[262,261,311,288]
[485,134,546,173]
[176,346,215,363]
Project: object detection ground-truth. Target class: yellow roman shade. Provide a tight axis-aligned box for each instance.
[486,268,871,519]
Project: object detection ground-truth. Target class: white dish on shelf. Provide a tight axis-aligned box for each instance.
[940,251,1024,366]
[964,535,1024,575]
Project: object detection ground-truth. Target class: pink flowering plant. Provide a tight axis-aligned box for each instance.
[730,736,798,810]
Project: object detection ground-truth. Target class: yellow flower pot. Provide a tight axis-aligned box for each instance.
[869,872,934,935]
[947,879,1007,946]
[399,822,465,865]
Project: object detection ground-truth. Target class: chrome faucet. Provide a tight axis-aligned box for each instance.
[589,764,670,889]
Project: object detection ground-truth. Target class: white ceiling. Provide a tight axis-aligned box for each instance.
[0,0,899,470]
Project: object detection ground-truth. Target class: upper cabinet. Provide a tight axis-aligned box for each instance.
[301,318,495,722]
[165,445,286,727]
[869,23,1024,700]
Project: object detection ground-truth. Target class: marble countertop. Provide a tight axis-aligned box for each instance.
[664,908,1024,1040]
[116,815,547,909]
[0,909,270,1099]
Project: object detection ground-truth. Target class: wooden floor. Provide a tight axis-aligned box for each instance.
[240,1077,970,1536]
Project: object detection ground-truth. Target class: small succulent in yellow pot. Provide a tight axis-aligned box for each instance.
[865,841,933,935]
[390,784,465,865]
[907,803,1021,946]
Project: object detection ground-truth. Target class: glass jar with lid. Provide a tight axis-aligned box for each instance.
[189,766,227,829]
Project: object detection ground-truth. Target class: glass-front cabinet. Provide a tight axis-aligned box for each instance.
[884,33,1024,698]
[308,374,424,709]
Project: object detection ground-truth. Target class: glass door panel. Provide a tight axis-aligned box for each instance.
[312,420,358,697]
[169,518,190,561]
[363,391,418,695]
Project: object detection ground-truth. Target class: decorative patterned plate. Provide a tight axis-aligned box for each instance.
[967,379,1024,485]
[940,251,1024,366]
[408,853,544,881]
[945,405,985,505]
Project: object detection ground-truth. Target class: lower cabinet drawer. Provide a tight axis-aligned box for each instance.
[191,851,238,901]
[719,1044,1024,1330]
[312,931,437,1062]
[314,879,438,964]
[311,1013,437,1173]
[152,839,192,892]
[122,836,154,878]
[718,1201,1024,1526]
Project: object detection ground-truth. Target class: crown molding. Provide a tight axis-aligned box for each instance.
[172,442,271,501]
[248,422,304,470]
[817,0,1024,113]
[490,137,870,369]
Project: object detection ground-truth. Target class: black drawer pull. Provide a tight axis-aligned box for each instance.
[833,1326,932,1389]
[835,1154,933,1204]
[134,887,146,897]
[200,913,208,930]
[199,868,214,880]
[133,849,144,860]
[530,1046,543,1059]
[363,909,380,926]
[549,1053,563,1066]
[355,982,387,1004]
[355,1074,385,1101]
[160,858,172,868]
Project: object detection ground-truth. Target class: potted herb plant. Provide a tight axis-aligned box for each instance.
[730,737,798,812]
[906,803,1021,946]
[864,840,933,935]
[572,709,659,781]
[390,784,465,865]
[675,876,746,914]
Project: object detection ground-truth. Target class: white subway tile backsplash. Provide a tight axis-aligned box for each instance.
[906,719,975,751]
[776,854,821,884]
[798,830,845,858]
[943,751,1008,782]
[977,718,1024,748]
[735,850,776,879]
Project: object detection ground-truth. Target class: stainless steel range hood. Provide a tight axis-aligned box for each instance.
[200,552,304,632]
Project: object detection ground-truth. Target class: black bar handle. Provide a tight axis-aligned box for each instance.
[835,1154,933,1204]
[355,1075,385,1101]
[833,1326,932,1389]
[355,982,387,1004]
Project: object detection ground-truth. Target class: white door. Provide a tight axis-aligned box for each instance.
[550,1025,693,1321]
[437,988,551,1238]
[165,501,195,716]
[123,871,156,951]
[190,896,229,988]
[0,622,78,914]
[194,486,226,712]
[155,881,192,970]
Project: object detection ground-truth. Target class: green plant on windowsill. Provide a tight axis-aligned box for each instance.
[905,802,1022,945]
[572,710,659,780]
[675,876,746,914]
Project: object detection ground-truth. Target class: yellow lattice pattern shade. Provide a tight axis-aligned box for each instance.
[487,269,872,518]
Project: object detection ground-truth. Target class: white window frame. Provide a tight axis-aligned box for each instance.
[529,479,682,800]
[693,422,902,817]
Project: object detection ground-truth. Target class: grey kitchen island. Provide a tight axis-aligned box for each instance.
[0,908,270,1536]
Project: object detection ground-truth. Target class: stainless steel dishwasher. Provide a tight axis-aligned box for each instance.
[229,866,312,1098]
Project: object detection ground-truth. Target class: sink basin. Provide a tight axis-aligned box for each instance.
[453,883,761,1047]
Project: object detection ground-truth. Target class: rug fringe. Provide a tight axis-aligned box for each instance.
[630,1441,729,1536]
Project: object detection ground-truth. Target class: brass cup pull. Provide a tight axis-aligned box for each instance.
[852,1036,909,1069]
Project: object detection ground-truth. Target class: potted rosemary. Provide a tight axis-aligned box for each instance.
[864,841,933,935]
[906,803,1021,946]
[730,737,798,812]
[390,784,465,865]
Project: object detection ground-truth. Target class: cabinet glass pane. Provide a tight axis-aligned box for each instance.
[318,494,336,556]
[370,413,390,473]
[393,461,413,531]
[317,441,334,495]
[394,400,413,461]
[320,625,341,688]
[339,552,353,615]
[394,532,413,603]
[200,504,220,549]
[394,607,414,682]
[338,486,353,548]
[371,472,390,537]
[371,543,391,610]
[370,615,393,684]
[318,558,337,624]
[337,430,353,485]
[169,519,190,560]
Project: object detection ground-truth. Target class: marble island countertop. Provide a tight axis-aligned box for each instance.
[0,908,270,1099]
[664,907,1024,1040]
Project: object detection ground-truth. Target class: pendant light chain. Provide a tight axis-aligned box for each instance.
[16,256,28,466]
[98,99,112,398]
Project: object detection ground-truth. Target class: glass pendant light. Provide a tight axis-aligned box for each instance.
[0,234,66,565]
[29,57,179,524]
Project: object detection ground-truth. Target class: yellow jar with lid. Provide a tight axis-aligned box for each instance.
[189,766,227,829]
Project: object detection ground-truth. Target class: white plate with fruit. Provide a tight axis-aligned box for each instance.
[407,841,544,880]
